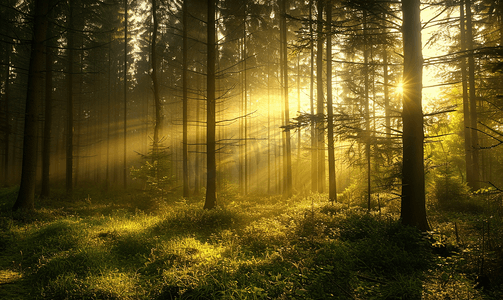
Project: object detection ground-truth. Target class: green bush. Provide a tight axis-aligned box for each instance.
[130,143,175,196]
[429,163,473,211]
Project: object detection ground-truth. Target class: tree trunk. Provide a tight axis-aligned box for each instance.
[316,0,325,193]
[123,0,128,189]
[13,0,49,211]
[465,0,480,190]
[326,0,336,202]
[41,23,53,198]
[204,0,217,209]
[74,49,83,188]
[383,46,392,166]
[194,84,201,196]
[363,10,371,211]
[460,0,473,188]
[297,54,301,188]
[106,33,112,190]
[66,0,75,195]
[267,57,272,194]
[243,6,249,195]
[182,0,190,197]
[238,40,248,195]
[400,0,429,231]
[309,0,317,193]
[281,0,293,198]
[152,0,161,150]
[3,46,11,186]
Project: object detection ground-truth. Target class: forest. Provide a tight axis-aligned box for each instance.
[1,0,503,298]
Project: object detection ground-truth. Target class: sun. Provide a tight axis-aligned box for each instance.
[396,81,404,95]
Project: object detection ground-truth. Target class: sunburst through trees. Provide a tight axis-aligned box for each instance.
[1,0,502,231]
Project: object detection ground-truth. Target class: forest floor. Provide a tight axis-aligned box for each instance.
[0,186,502,299]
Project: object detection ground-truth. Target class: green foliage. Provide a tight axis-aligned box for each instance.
[130,143,175,196]
[6,188,502,299]
[429,162,478,212]
[336,212,432,299]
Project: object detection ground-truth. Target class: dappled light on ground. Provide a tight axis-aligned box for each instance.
[0,188,502,299]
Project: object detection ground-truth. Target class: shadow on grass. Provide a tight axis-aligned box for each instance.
[0,187,438,299]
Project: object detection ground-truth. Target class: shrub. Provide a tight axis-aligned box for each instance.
[429,163,472,211]
[130,143,175,196]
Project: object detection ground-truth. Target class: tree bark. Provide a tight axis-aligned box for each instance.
[309,0,317,193]
[460,0,473,188]
[326,0,336,202]
[152,0,161,150]
[281,0,293,198]
[3,46,11,186]
[204,0,217,209]
[66,0,75,195]
[267,57,272,194]
[123,0,128,189]
[243,5,249,195]
[13,0,49,211]
[106,33,112,190]
[41,23,53,198]
[316,0,325,193]
[363,10,371,211]
[182,0,190,197]
[465,0,480,190]
[400,0,429,231]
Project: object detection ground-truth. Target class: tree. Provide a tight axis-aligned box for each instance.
[41,19,54,198]
[204,0,217,209]
[13,0,49,211]
[151,0,162,152]
[66,0,76,195]
[281,0,293,198]
[182,0,190,198]
[316,0,325,193]
[309,0,317,193]
[400,0,429,231]
[2,45,11,187]
[123,0,129,189]
[326,0,336,202]
[465,0,481,191]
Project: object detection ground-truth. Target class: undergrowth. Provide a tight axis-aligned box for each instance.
[0,187,499,299]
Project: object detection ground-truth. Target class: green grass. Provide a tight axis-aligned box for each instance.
[0,187,499,299]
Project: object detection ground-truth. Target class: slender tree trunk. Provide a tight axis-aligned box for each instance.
[309,0,317,193]
[204,0,217,209]
[460,0,473,187]
[400,0,429,231]
[243,7,249,195]
[66,0,75,195]
[3,47,10,186]
[267,57,272,194]
[363,11,371,211]
[182,0,190,197]
[297,54,301,188]
[281,0,293,198]
[383,47,391,148]
[194,86,201,195]
[316,0,325,193]
[41,24,53,198]
[152,0,161,150]
[93,60,100,184]
[106,33,112,190]
[326,0,336,202]
[123,0,128,189]
[239,38,244,195]
[74,50,83,188]
[13,0,49,211]
[465,0,480,190]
